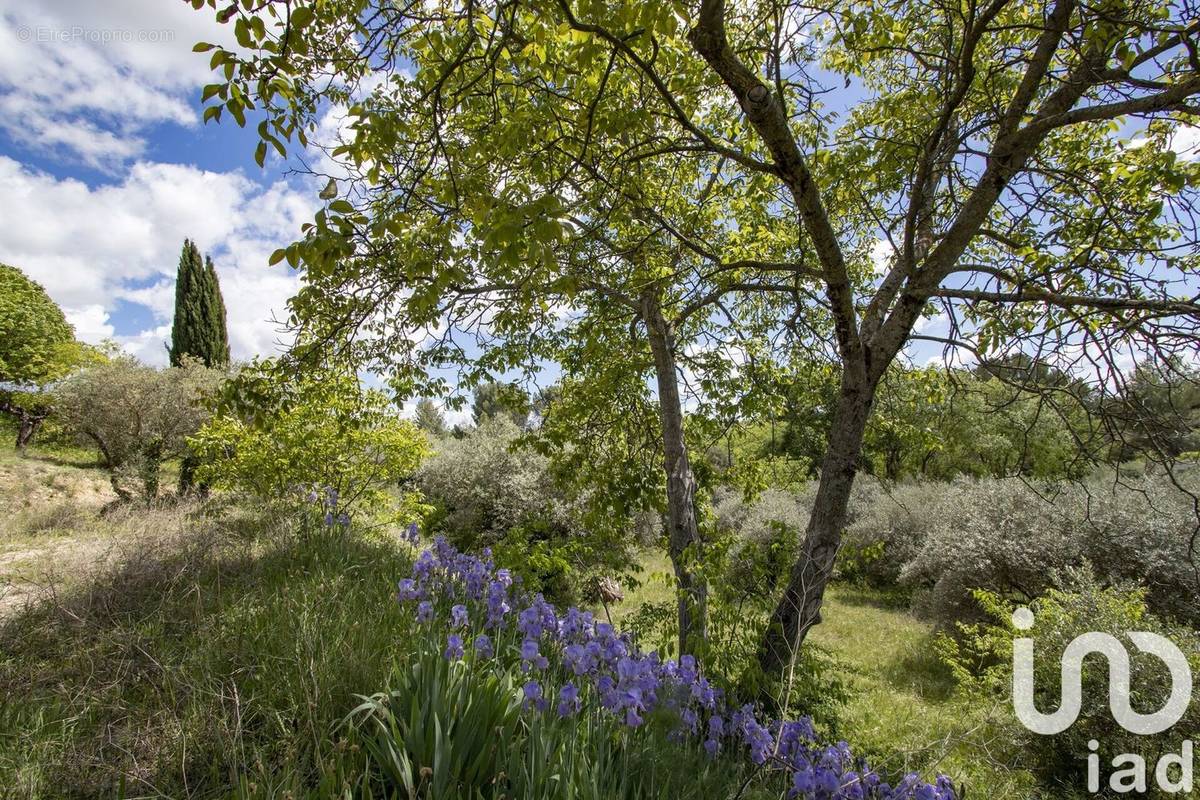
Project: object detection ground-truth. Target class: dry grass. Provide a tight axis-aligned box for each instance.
[0,448,201,619]
[0,481,416,798]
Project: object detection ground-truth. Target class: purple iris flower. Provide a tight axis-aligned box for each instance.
[444,634,464,661]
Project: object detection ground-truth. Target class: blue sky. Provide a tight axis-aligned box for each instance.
[3,2,1196,409]
[0,0,318,367]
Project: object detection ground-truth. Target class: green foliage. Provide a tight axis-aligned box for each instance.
[772,364,1097,482]
[0,263,99,449]
[0,263,77,386]
[168,240,230,368]
[191,0,1200,681]
[347,634,778,800]
[1108,358,1200,462]
[417,417,642,604]
[346,651,523,798]
[622,507,850,733]
[191,359,429,527]
[940,570,1200,796]
[56,357,223,500]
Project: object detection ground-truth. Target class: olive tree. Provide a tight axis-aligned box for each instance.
[57,357,224,501]
[193,0,1200,677]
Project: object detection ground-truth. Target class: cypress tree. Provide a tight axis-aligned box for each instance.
[169,239,230,368]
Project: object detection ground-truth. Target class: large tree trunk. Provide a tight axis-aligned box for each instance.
[15,416,42,452]
[1,397,48,453]
[642,291,708,657]
[757,370,879,678]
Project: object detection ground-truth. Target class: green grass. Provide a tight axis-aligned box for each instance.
[0,503,419,799]
[612,551,1038,799]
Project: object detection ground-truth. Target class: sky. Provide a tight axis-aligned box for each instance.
[2,2,1197,397]
[0,0,318,366]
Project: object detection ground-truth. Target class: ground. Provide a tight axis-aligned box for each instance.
[0,445,1037,798]
[0,447,119,615]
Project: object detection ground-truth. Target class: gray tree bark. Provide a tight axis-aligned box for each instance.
[642,289,708,656]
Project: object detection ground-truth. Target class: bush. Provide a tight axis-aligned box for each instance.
[417,418,638,604]
[191,359,429,529]
[898,475,1200,629]
[939,569,1200,796]
[823,473,1200,630]
[838,480,938,590]
[711,485,810,545]
[418,417,574,548]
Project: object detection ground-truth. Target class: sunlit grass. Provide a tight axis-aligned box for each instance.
[610,550,1037,799]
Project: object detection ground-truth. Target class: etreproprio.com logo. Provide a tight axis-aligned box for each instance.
[1012,607,1194,793]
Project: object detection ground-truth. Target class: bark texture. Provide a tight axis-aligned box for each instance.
[642,290,708,656]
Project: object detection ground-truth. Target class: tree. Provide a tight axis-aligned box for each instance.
[771,362,1098,481]
[197,0,1200,679]
[169,239,230,368]
[1108,358,1200,461]
[0,263,91,450]
[414,397,447,435]
[190,358,430,526]
[471,382,531,428]
[57,357,224,501]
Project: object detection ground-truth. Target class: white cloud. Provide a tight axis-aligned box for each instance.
[0,156,317,365]
[0,0,233,168]
[913,311,948,335]
[869,238,893,277]
[1170,125,1200,160]
[64,304,114,343]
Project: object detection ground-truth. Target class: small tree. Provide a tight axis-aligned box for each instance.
[57,357,223,501]
[471,382,530,428]
[190,359,430,527]
[413,397,447,435]
[169,239,230,369]
[0,263,93,450]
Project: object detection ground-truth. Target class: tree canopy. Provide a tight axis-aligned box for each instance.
[0,263,77,386]
[193,0,1200,674]
[0,263,96,449]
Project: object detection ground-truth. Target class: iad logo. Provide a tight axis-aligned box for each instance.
[1011,606,1192,735]
[1011,607,1195,793]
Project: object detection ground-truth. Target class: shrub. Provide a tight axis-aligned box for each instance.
[898,475,1200,628]
[417,418,638,604]
[835,478,937,589]
[711,485,811,546]
[56,357,223,501]
[191,359,429,528]
[939,569,1200,796]
[417,417,574,549]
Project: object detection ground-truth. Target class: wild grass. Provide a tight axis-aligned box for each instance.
[0,445,1037,798]
[615,552,1039,799]
[0,499,417,799]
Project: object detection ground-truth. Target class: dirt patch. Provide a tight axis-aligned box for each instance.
[0,451,195,619]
